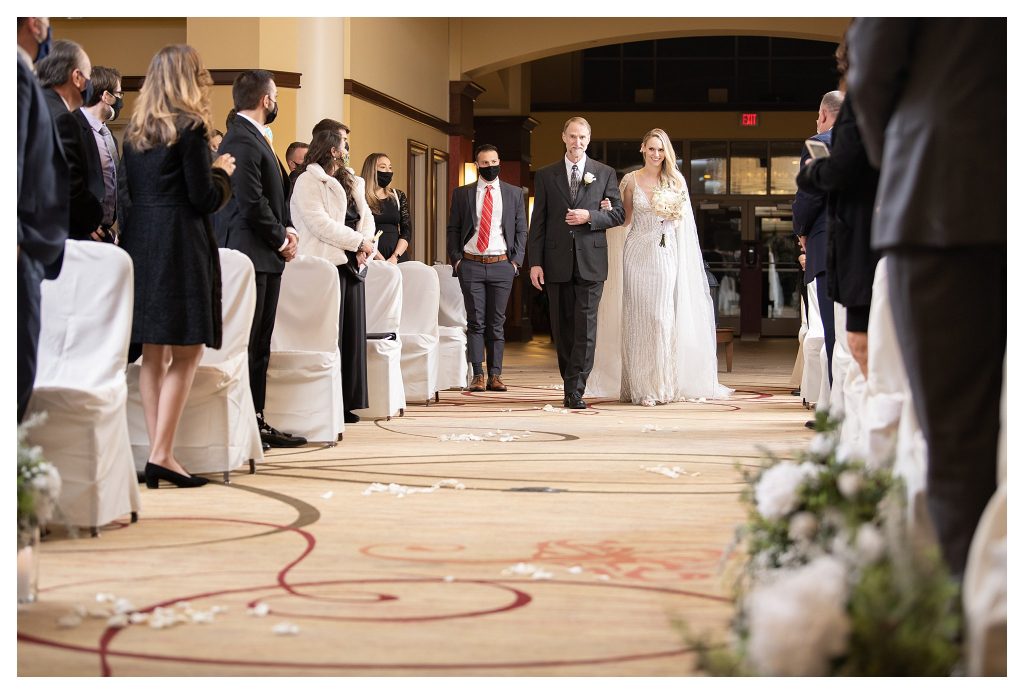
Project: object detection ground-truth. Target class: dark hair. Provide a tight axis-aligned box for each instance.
[312,118,350,136]
[84,65,121,106]
[225,108,236,129]
[286,141,308,162]
[231,69,274,111]
[474,143,500,161]
[36,39,86,89]
[299,130,341,176]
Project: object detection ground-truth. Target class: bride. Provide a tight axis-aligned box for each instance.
[586,128,732,405]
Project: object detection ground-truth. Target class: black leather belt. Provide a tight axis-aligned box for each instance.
[463,252,507,263]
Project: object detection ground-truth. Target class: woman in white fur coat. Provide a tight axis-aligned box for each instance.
[290,128,375,422]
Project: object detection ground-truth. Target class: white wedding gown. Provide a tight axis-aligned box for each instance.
[586,171,733,403]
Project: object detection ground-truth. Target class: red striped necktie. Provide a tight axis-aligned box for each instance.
[477,184,493,252]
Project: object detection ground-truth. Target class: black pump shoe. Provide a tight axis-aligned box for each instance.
[144,462,209,489]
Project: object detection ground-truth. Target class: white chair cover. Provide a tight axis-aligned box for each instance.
[816,343,831,411]
[264,255,344,442]
[788,295,808,389]
[354,260,406,418]
[433,263,469,390]
[828,303,852,417]
[25,240,141,529]
[397,261,440,403]
[127,249,263,476]
[801,280,825,406]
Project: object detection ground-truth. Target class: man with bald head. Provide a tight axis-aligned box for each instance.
[35,38,91,120]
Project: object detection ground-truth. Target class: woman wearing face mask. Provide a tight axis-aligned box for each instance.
[360,153,411,263]
[290,129,376,424]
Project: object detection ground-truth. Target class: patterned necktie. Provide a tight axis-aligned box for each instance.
[477,184,493,253]
[569,164,580,205]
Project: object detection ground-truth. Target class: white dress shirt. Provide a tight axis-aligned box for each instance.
[463,178,506,255]
[564,153,588,191]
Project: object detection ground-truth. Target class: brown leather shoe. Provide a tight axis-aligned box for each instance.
[487,374,507,392]
[468,374,486,392]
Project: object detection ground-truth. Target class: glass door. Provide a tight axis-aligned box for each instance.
[755,203,800,336]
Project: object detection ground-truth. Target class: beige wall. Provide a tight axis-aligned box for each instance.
[456,17,850,77]
[51,18,186,74]
[348,18,450,120]
[529,110,817,169]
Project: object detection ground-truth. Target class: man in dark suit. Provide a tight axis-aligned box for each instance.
[218,70,306,448]
[447,144,529,392]
[57,66,122,243]
[793,90,843,398]
[16,17,51,66]
[528,116,624,409]
[18,51,68,421]
[847,18,1006,579]
[35,39,90,121]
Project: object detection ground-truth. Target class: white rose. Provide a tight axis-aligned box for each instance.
[755,462,818,520]
[854,524,886,565]
[582,172,596,184]
[745,556,851,675]
[836,470,863,500]
[788,511,819,543]
[808,433,834,458]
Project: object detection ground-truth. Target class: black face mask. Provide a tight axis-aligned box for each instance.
[80,77,93,106]
[265,98,278,125]
[376,171,394,188]
[109,95,123,121]
[478,164,500,182]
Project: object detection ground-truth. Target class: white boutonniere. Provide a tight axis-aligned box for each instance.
[582,172,596,185]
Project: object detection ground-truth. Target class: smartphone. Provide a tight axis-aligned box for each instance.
[805,138,830,160]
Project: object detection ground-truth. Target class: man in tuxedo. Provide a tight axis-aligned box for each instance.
[18,50,68,421]
[528,117,624,409]
[58,65,122,243]
[35,39,90,120]
[218,70,306,448]
[793,90,843,407]
[847,18,1006,579]
[447,144,528,392]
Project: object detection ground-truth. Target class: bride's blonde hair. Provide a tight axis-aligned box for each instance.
[125,44,214,151]
[640,128,684,192]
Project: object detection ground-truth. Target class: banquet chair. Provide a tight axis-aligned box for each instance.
[354,260,406,419]
[433,263,469,392]
[264,255,344,443]
[127,249,263,482]
[397,261,440,405]
[25,240,141,535]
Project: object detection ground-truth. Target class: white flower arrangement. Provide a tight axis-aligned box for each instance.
[18,414,62,547]
[649,184,688,221]
[753,460,819,520]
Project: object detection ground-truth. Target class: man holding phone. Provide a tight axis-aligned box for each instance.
[792,90,844,415]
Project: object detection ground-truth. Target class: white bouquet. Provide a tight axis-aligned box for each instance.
[650,185,687,221]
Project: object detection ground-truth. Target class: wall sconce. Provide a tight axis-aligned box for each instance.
[463,163,477,185]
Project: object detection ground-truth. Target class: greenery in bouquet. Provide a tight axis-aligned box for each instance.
[17,414,62,547]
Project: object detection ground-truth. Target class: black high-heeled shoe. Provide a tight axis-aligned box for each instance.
[144,462,209,489]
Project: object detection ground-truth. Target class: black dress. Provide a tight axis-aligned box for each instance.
[371,189,412,261]
[121,122,232,348]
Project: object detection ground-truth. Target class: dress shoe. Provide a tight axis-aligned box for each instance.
[262,441,271,452]
[344,410,360,424]
[804,420,816,430]
[486,374,507,392]
[144,462,208,489]
[791,388,801,396]
[563,394,588,410]
[468,374,486,392]
[258,414,307,448]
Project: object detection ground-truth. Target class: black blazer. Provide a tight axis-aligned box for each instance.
[847,18,1005,250]
[55,108,106,240]
[43,87,68,120]
[18,57,68,279]
[527,158,624,283]
[797,96,881,330]
[792,129,832,283]
[216,116,291,273]
[446,179,528,272]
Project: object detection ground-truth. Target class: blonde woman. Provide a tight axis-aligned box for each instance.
[121,44,235,488]
[589,128,731,404]
[360,153,411,263]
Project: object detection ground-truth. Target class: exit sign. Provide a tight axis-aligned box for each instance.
[741,113,759,127]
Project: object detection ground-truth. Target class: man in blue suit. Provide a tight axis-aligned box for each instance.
[793,90,844,398]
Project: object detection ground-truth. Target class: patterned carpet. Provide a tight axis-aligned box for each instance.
[17,337,811,676]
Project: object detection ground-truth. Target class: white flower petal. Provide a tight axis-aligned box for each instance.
[248,602,270,617]
[321,491,334,500]
[272,622,300,636]
[567,566,584,574]
[57,613,83,629]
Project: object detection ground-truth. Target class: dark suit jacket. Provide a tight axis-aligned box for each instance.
[792,129,832,283]
[797,96,881,331]
[55,108,106,239]
[527,158,624,283]
[446,179,528,272]
[19,58,68,279]
[43,87,68,120]
[216,116,291,273]
[847,18,1006,250]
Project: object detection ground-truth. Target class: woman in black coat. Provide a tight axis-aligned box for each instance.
[121,44,235,489]
[796,92,881,378]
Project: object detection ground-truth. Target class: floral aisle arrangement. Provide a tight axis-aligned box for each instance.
[18,415,62,604]
[687,414,962,676]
